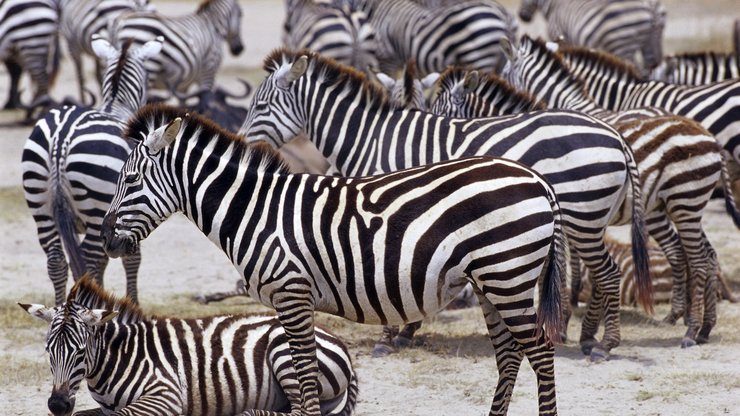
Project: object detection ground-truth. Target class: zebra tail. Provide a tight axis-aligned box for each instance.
[52,188,87,279]
[536,183,566,345]
[720,150,740,228]
[622,139,654,314]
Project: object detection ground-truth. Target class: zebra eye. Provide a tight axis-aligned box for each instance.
[124,173,141,184]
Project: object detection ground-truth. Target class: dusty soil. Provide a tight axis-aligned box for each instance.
[1,1,740,415]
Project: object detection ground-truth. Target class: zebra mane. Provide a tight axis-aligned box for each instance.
[105,39,135,103]
[126,103,290,175]
[67,275,148,322]
[557,43,643,81]
[438,66,546,111]
[264,47,389,106]
[403,60,418,105]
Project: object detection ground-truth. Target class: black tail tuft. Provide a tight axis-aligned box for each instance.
[536,186,566,345]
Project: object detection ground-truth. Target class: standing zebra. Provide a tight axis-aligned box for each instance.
[499,36,740,346]
[354,0,518,74]
[556,44,740,181]
[108,0,244,100]
[22,35,162,305]
[59,0,154,101]
[101,104,567,415]
[0,0,60,110]
[649,52,740,85]
[21,275,358,416]
[283,0,379,71]
[518,0,666,71]
[239,50,653,361]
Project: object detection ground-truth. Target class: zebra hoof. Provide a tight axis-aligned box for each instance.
[192,294,208,304]
[372,343,396,358]
[589,347,609,363]
[580,339,596,356]
[393,336,413,349]
[680,337,697,349]
[696,335,709,345]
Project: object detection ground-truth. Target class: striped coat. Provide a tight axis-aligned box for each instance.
[21,276,358,415]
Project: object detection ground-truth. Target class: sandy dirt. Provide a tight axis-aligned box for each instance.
[1,1,740,415]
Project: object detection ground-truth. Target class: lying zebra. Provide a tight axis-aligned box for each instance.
[20,275,358,416]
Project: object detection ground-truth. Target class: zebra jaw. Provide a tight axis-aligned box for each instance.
[101,213,137,258]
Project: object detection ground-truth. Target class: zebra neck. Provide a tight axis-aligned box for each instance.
[560,53,643,109]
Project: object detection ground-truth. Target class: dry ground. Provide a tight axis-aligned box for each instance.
[1,1,740,415]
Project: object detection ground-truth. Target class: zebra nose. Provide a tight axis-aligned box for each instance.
[231,42,244,56]
[47,393,72,415]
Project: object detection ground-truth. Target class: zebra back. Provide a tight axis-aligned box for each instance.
[650,52,740,85]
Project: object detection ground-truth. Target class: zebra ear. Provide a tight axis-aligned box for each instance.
[18,303,55,323]
[91,34,119,62]
[145,117,183,154]
[463,71,479,93]
[375,72,396,91]
[80,308,118,327]
[500,37,515,61]
[277,55,309,88]
[134,36,164,61]
[420,72,440,89]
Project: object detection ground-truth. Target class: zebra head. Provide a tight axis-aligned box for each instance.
[102,117,184,258]
[19,302,117,416]
[240,51,310,148]
[429,68,480,117]
[374,61,438,110]
[518,0,548,22]
[641,0,667,70]
[500,36,542,92]
[202,0,244,56]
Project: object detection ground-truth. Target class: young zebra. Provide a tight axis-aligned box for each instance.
[101,104,567,415]
[108,0,243,100]
[0,0,59,110]
[517,0,666,71]
[649,52,740,85]
[283,0,379,72]
[499,36,740,347]
[20,275,358,416]
[556,44,740,178]
[239,49,652,361]
[22,36,162,305]
[354,0,518,74]
[59,0,154,100]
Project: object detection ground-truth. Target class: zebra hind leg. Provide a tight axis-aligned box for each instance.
[646,215,687,324]
[393,321,423,348]
[696,236,720,345]
[193,279,247,304]
[4,60,23,109]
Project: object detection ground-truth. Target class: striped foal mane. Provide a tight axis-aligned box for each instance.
[557,43,643,81]
[264,48,389,106]
[67,275,147,322]
[125,103,290,174]
[438,66,546,111]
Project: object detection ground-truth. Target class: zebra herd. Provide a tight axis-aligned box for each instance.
[8,0,739,415]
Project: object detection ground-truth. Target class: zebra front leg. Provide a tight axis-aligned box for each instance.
[646,215,687,324]
[372,325,399,357]
[476,292,524,416]
[46,242,70,305]
[579,283,605,357]
[672,220,711,348]
[123,251,142,304]
[394,321,423,348]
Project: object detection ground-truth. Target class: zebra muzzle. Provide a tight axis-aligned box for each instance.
[48,389,74,416]
[101,212,135,258]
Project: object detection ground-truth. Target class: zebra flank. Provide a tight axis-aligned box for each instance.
[102,103,566,415]
[22,275,359,415]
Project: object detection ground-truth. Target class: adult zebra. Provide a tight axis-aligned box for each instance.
[518,0,666,72]
[108,0,243,100]
[353,0,518,74]
[556,44,740,177]
[59,0,154,101]
[498,36,740,346]
[22,35,162,305]
[101,104,567,415]
[283,0,378,72]
[649,52,740,85]
[21,275,359,416]
[239,50,652,361]
[0,0,60,110]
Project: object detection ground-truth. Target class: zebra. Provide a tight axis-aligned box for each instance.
[499,35,740,347]
[101,104,567,416]
[555,43,740,180]
[373,60,439,110]
[577,236,736,308]
[352,0,518,75]
[21,35,162,305]
[108,0,244,101]
[59,0,154,101]
[283,0,379,72]
[0,0,60,111]
[649,52,740,85]
[20,275,358,416]
[517,0,666,72]
[238,49,653,362]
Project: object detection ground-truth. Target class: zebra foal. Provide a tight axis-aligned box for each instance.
[101,104,566,415]
[21,275,358,416]
[22,35,162,304]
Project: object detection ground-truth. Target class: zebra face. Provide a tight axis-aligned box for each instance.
[518,0,541,22]
[430,70,479,118]
[102,118,183,258]
[20,303,116,416]
[500,37,531,92]
[224,0,244,55]
[241,55,309,148]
